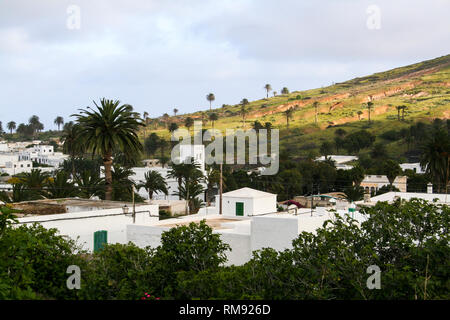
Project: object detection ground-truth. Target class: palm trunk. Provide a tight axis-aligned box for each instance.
[103,152,113,200]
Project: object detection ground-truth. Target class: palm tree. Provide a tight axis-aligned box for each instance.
[7,121,16,134]
[142,111,149,144]
[173,108,179,116]
[209,113,218,130]
[46,171,78,199]
[281,87,289,95]
[62,121,84,178]
[74,170,104,199]
[284,107,294,129]
[204,165,221,206]
[366,101,374,124]
[313,101,319,124]
[28,115,42,138]
[241,98,249,106]
[72,98,143,200]
[273,91,277,97]
[19,169,50,199]
[162,113,170,128]
[357,110,363,121]
[184,117,194,132]
[110,165,137,202]
[54,116,64,131]
[240,105,248,128]
[396,106,402,121]
[264,84,272,98]
[138,171,168,200]
[206,93,215,111]
[420,128,450,192]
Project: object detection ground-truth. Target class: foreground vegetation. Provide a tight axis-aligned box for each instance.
[0,199,448,300]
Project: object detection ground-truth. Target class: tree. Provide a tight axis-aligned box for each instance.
[184,117,194,132]
[366,101,374,124]
[209,113,218,130]
[72,98,143,201]
[204,166,220,206]
[144,133,161,157]
[264,84,272,98]
[54,116,64,131]
[320,141,334,158]
[313,101,319,124]
[283,107,294,129]
[357,110,363,121]
[28,115,43,138]
[62,121,84,178]
[335,128,346,137]
[383,160,402,191]
[46,171,78,199]
[173,108,179,116]
[206,93,215,111]
[349,164,365,187]
[371,142,388,159]
[168,122,179,133]
[281,87,289,95]
[7,121,16,134]
[138,171,168,200]
[240,98,249,106]
[420,128,449,193]
[74,170,104,199]
[396,106,403,121]
[240,105,248,128]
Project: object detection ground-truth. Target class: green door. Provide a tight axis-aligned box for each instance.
[94,230,107,252]
[236,202,244,216]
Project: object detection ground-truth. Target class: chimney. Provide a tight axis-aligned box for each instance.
[364,192,371,203]
[427,182,433,194]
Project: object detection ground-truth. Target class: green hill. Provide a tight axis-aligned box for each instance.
[144,54,450,161]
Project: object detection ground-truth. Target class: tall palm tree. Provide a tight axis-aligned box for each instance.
[72,98,143,200]
[240,105,248,129]
[28,115,42,138]
[142,111,149,145]
[54,116,64,131]
[284,107,294,129]
[420,128,449,192]
[313,101,319,124]
[264,84,272,98]
[62,121,84,178]
[366,101,374,124]
[7,121,16,134]
[209,113,218,130]
[162,113,170,128]
[138,171,168,200]
[173,108,179,116]
[206,93,215,111]
[281,87,289,95]
[46,171,78,199]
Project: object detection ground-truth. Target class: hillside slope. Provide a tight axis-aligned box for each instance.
[145,54,450,160]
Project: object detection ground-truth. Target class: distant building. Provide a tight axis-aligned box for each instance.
[400,162,426,174]
[360,175,407,193]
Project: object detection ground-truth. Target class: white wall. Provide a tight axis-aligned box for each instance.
[17,205,159,252]
[250,215,299,252]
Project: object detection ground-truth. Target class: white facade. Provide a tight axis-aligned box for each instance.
[360,175,407,193]
[215,187,277,217]
[127,209,366,266]
[0,153,33,175]
[400,162,426,174]
[17,204,159,252]
[179,144,205,173]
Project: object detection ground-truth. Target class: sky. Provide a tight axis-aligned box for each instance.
[0,0,449,130]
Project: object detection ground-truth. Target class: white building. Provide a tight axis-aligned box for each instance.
[400,162,426,174]
[0,153,33,175]
[15,199,159,252]
[19,145,68,167]
[215,187,277,217]
[127,208,366,266]
[360,175,408,193]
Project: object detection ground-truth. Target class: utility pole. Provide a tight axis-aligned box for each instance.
[311,182,314,217]
[132,185,136,224]
[219,164,223,215]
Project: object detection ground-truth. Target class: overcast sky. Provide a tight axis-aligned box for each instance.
[0,0,449,129]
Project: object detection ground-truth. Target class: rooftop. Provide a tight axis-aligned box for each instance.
[221,187,276,198]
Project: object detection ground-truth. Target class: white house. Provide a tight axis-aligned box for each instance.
[15,199,159,252]
[215,187,277,217]
[0,153,33,175]
[400,162,426,174]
